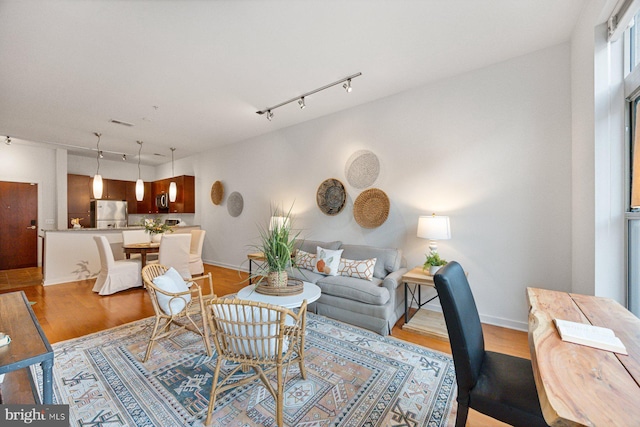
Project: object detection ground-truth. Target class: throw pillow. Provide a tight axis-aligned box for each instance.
[152,267,191,315]
[295,249,316,271]
[339,258,377,281]
[314,247,343,276]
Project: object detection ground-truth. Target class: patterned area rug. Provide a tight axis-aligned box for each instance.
[34,313,457,426]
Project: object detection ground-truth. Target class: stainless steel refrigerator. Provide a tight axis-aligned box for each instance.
[90,200,128,229]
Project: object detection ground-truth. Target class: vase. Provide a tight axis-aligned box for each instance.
[267,270,288,288]
[151,233,163,243]
[429,265,441,275]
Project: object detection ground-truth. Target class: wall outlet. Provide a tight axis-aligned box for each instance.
[45,219,55,224]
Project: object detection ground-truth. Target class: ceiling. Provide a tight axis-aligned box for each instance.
[0,0,586,165]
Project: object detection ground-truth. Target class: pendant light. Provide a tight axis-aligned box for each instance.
[92,132,103,199]
[135,141,144,201]
[169,147,177,202]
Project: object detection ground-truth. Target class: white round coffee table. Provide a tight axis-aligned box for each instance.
[236,282,321,309]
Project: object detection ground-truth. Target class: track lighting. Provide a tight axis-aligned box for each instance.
[93,132,103,199]
[5,136,11,145]
[256,72,361,120]
[136,141,144,201]
[122,154,127,161]
[99,151,104,159]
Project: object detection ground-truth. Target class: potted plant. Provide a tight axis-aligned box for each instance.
[423,252,447,276]
[142,218,173,242]
[254,206,299,288]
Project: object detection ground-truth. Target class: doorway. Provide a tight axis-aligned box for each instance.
[0,181,38,270]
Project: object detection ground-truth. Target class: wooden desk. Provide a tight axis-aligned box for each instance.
[123,242,160,267]
[527,287,640,426]
[0,291,54,404]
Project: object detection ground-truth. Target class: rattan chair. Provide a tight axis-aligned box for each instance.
[204,298,308,427]
[141,263,214,363]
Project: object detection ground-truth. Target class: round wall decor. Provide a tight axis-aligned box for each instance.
[227,191,244,217]
[316,178,346,216]
[345,150,380,189]
[210,181,224,205]
[353,188,389,228]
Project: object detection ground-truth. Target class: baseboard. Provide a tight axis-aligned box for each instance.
[413,302,528,332]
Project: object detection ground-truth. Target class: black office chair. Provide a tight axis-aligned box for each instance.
[433,261,548,427]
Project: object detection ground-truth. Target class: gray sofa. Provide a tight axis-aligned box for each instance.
[288,239,407,336]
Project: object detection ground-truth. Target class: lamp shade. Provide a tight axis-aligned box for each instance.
[92,174,103,199]
[417,215,451,240]
[135,178,145,202]
[169,181,177,202]
[269,216,288,231]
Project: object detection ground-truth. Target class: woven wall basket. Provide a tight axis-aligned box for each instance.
[345,150,380,189]
[316,178,346,216]
[353,188,390,228]
[227,191,243,217]
[210,180,224,205]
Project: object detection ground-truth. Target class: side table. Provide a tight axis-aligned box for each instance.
[402,267,449,341]
[247,252,266,284]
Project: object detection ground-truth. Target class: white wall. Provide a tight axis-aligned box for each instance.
[571,0,627,302]
[192,43,573,329]
[0,140,60,265]
[67,154,156,182]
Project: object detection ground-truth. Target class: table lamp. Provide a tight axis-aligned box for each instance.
[269,216,289,232]
[417,214,451,255]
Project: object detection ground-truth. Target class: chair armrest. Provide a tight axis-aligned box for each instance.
[188,272,215,298]
[381,267,409,292]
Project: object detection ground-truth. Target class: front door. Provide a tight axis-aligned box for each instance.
[0,181,38,270]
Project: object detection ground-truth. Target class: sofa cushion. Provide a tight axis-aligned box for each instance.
[288,268,325,284]
[339,257,376,281]
[294,239,342,254]
[295,249,315,271]
[339,245,402,279]
[316,275,390,305]
[314,247,343,276]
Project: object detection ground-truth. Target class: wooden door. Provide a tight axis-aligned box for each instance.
[0,181,38,269]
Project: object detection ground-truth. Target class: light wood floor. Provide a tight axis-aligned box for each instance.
[0,265,528,426]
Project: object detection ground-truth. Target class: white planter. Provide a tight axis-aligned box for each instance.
[151,233,162,243]
[429,265,441,275]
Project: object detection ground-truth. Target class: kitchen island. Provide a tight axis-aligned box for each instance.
[42,226,200,286]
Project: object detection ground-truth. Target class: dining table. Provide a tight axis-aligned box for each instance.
[123,242,160,268]
[527,287,640,426]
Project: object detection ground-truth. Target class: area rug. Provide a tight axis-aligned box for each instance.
[33,313,457,426]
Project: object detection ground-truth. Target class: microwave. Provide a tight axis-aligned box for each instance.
[156,193,169,209]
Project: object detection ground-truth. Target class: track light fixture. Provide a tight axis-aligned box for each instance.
[343,79,352,93]
[122,154,127,161]
[256,72,361,120]
[93,132,103,199]
[99,151,104,159]
[5,136,11,145]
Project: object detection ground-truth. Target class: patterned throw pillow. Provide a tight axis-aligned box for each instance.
[313,247,343,276]
[295,250,316,271]
[339,258,377,281]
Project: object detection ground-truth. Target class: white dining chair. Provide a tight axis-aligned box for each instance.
[188,229,206,276]
[92,235,142,295]
[158,233,192,279]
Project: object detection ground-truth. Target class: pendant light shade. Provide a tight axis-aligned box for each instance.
[169,182,177,202]
[169,147,177,202]
[93,132,103,199]
[136,141,144,202]
[135,178,144,201]
[93,174,103,199]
